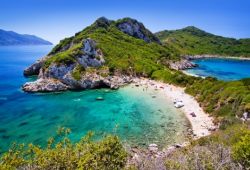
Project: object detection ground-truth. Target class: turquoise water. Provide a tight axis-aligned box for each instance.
[186,58,250,81]
[0,46,189,152]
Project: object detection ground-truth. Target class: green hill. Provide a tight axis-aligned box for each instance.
[155,26,250,57]
[47,17,178,76]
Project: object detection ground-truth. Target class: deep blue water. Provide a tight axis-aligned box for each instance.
[0,46,189,152]
[186,58,250,81]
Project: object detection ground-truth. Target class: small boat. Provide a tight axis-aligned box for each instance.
[96,97,104,101]
[174,101,184,108]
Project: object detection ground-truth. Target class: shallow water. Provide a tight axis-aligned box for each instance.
[0,46,189,152]
[186,58,250,81]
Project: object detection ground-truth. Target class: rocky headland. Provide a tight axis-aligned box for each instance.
[22,17,161,92]
[23,38,133,92]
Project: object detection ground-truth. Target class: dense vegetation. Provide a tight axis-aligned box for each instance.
[185,78,250,126]
[0,128,127,170]
[155,26,250,57]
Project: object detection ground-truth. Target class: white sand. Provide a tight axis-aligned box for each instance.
[133,78,216,139]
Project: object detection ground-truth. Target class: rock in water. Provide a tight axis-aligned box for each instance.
[22,79,68,92]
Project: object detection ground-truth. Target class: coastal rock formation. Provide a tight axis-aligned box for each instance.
[22,38,132,92]
[23,39,102,92]
[22,78,68,92]
[23,56,48,76]
[169,59,197,70]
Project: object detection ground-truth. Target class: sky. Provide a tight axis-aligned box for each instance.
[0,0,249,44]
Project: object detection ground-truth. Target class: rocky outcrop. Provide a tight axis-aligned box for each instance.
[23,73,132,92]
[22,78,68,92]
[169,59,197,70]
[22,38,133,92]
[23,56,49,76]
[116,18,161,44]
[128,142,190,170]
[94,17,112,29]
[77,39,105,68]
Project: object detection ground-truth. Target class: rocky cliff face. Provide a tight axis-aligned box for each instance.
[23,56,48,76]
[23,38,132,92]
[116,18,161,44]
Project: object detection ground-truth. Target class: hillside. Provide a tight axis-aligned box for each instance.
[0,29,52,45]
[22,17,179,92]
[155,26,250,57]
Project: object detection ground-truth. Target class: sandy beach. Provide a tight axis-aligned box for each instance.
[132,78,216,139]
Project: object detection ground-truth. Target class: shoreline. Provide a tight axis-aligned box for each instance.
[184,54,250,61]
[132,78,216,139]
[181,70,204,78]
[128,78,217,166]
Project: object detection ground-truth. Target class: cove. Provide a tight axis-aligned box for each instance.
[0,46,190,152]
[185,58,250,81]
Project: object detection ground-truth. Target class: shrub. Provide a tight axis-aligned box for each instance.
[232,133,250,167]
[71,65,85,80]
[0,128,128,169]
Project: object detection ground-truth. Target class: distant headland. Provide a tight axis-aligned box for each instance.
[0,29,52,46]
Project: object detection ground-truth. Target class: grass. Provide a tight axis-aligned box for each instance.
[71,64,85,80]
